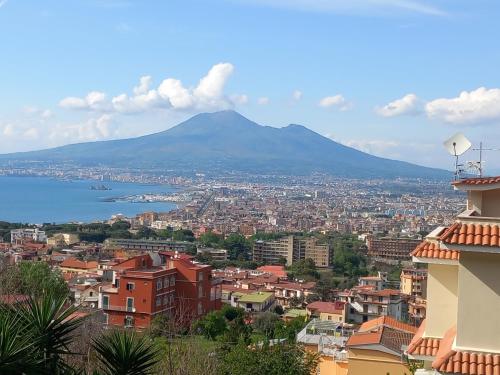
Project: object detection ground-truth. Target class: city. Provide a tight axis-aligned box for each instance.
[1,1,499,374]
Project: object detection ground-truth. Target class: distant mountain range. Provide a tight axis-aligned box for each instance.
[0,110,449,179]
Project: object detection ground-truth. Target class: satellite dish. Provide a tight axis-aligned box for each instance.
[443,133,472,156]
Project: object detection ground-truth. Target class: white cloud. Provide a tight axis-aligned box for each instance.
[425,87,500,125]
[257,97,270,105]
[231,94,249,105]
[60,91,109,111]
[292,90,302,101]
[23,128,39,139]
[2,123,15,137]
[343,139,400,154]
[23,106,53,119]
[376,93,422,117]
[59,63,237,114]
[318,95,351,111]
[0,0,7,9]
[233,0,447,16]
[48,115,117,143]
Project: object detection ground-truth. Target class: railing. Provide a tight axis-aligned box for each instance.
[102,305,136,312]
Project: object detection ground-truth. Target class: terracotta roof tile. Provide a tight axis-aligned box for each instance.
[407,320,441,357]
[411,240,460,260]
[358,316,417,335]
[306,301,346,315]
[440,223,500,247]
[60,257,98,270]
[431,325,500,375]
[452,176,500,186]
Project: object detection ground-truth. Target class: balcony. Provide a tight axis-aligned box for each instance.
[102,304,136,313]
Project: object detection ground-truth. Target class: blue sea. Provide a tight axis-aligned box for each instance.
[0,176,178,224]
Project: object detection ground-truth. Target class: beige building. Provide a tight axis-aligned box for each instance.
[400,267,427,298]
[47,233,80,247]
[406,176,500,375]
[253,235,330,267]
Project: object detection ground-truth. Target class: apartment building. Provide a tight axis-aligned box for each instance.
[366,236,421,262]
[100,254,176,329]
[10,228,47,244]
[306,301,347,323]
[103,238,191,252]
[348,288,409,323]
[406,176,500,375]
[99,252,222,329]
[400,267,428,298]
[160,251,222,321]
[253,235,330,267]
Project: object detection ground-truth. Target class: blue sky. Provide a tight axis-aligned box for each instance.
[1,0,500,171]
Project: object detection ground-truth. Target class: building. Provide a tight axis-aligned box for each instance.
[47,233,79,247]
[99,252,222,329]
[358,272,387,291]
[348,288,409,323]
[406,176,500,375]
[104,238,191,252]
[161,251,222,320]
[10,228,47,244]
[59,258,99,275]
[253,235,330,267]
[297,319,354,375]
[366,236,421,262]
[306,301,347,323]
[400,267,428,298]
[232,291,275,313]
[196,247,228,261]
[346,316,417,375]
[100,254,176,329]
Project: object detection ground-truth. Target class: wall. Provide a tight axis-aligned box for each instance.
[318,356,348,375]
[481,190,500,217]
[456,252,500,352]
[347,348,409,375]
[425,263,458,338]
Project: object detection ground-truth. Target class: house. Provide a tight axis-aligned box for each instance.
[346,316,417,375]
[232,291,275,313]
[306,301,347,323]
[348,288,409,323]
[59,258,99,274]
[406,176,500,375]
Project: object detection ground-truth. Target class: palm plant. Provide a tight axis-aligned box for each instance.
[92,330,161,375]
[17,291,85,374]
[0,307,40,374]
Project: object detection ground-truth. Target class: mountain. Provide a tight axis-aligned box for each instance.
[0,110,448,179]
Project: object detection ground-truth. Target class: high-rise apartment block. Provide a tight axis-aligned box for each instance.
[253,235,330,267]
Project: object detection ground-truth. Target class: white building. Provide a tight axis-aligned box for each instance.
[10,228,47,244]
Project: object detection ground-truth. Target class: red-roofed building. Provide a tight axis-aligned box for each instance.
[406,177,500,375]
[306,301,347,323]
[60,258,99,274]
[256,265,287,279]
[346,316,417,375]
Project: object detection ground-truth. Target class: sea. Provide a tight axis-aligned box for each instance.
[0,176,178,224]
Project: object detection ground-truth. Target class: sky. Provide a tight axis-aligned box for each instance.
[1,0,500,172]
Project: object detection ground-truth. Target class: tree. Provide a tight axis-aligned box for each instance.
[223,234,251,260]
[93,330,161,375]
[253,312,280,339]
[199,231,223,247]
[287,259,319,281]
[219,342,319,375]
[194,311,227,340]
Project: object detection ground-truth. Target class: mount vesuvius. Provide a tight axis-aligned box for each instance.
[0,110,448,179]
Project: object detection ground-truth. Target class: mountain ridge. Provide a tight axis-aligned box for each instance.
[0,110,449,179]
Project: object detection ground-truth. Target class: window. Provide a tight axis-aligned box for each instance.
[104,313,109,325]
[170,294,174,304]
[164,277,169,288]
[198,285,203,298]
[163,295,168,305]
[198,272,204,281]
[156,279,162,291]
[102,295,109,309]
[156,297,161,307]
[125,316,134,328]
[126,282,135,291]
[115,279,120,288]
[89,291,93,297]
[170,276,175,286]
[126,297,134,312]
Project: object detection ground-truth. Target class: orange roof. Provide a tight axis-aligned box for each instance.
[432,325,500,375]
[358,316,417,335]
[407,320,441,357]
[411,240,460,260]
[306,301,346,315]
[440,223,500,247]
[347,316,416,353]
[60,258,98,270]
[256,265,287,278]
[452,176,500,186]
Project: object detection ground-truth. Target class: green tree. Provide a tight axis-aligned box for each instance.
[199,231,223,247]
[219,342,319,375]
[253,312,280,339]
[223,233,251,260]
[194,311,227,340]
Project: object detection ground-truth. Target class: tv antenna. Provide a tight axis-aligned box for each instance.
[444,134,500,179]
